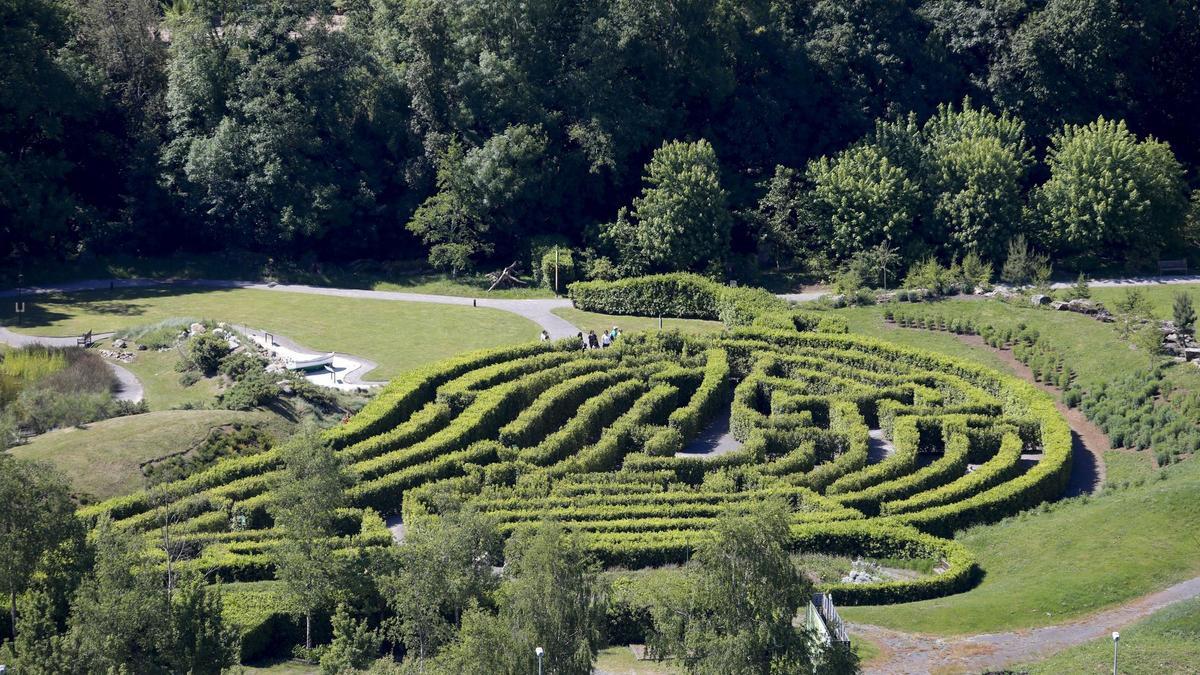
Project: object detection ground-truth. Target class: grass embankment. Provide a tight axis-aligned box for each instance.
[2,286,539,380]
[551,308,725,336]
[828,300,1200,635]
[113,346,222,410]
[1024,597,1200,674]
[8,409,283,501]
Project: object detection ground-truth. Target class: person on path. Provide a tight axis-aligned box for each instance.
[601,331,612,348]
[578,332,587,350]
[588,330,600,349]
[539,329,550,342]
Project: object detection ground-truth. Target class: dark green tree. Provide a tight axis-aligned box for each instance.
[319,603,382,674]
[377,508,500,663]
[0,457,78,639]
[603,139,732,275]
[1173,292,1195,336]
[440,522,606,675]
[646,501,818,674]
[269,429,352,650]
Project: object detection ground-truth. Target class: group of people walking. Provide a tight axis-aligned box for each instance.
[580,326,621,349]
[537,326,622,349]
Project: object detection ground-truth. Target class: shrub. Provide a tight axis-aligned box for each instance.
[540,246,576,292]
[190,333,232,375]
[220,352,267,380]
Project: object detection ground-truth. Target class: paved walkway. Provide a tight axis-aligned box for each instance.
[866,429,895,464]
[0,278,580,339]
[675,411,743,459]
[857,574,1200,674]
[233,324,385,389]
[0,327,143,403]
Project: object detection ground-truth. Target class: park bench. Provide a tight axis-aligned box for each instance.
[1158,259,1188,275]
[76,330,93,347]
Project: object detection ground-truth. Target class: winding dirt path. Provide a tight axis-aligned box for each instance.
[954,332,1108,495]
[852,326,1177,673]
[855,575,1200,675]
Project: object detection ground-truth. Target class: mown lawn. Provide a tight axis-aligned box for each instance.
[108,343,224,411]
[1090,283,1200,321]
[8,409,283,501]
[830,298,1152,388]
[1022,596,1200,674]
[551,307,726,336]
[830,299,1200,635]
[3,286,540,380]
[840,459,1200,634]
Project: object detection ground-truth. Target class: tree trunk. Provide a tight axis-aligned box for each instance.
[10,590,17,640]
[306,611,312,650]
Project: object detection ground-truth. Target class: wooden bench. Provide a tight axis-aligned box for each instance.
[76,330,93,348]
[1158,259,1188,275]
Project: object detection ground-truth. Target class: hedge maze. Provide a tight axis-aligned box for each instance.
[81,320,1073,607]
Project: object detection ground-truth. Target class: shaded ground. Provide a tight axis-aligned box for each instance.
[867,429,894,464]
[675,411,743,458]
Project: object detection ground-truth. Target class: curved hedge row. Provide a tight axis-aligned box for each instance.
[82,324,1073,612]
[567,272,846,332]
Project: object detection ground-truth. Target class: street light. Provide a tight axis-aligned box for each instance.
[535,646,544,675]
[1112,631,1119,675]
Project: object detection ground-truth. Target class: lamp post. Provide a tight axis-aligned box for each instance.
[1112,631,1119,675]
[535,646,544,675]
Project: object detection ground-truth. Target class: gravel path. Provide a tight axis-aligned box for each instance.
[108,362,144,403]
[856,574,1200,674]
[0,327,143,403]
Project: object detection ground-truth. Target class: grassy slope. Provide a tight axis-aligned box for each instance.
[8,409,282,501]
[3,286,539,380]
[1023,597,1200,674]
[111,344,223,410]
[830,302,1200,634]
[551,307,726,335]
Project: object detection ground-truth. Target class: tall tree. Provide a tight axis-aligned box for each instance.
[0,0,106,262]
[269,429,351,650]
[920,99,1033,261]
[0,457,77,640]
[440,522,607,675]
[603,139,731,275]
[646,501,824,674]
[66,518,237,672]
[805,143,921,261]
[377,508,500,663]
[1033,117,1187,267]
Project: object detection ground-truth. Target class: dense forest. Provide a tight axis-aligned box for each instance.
[4,0,1199,276]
